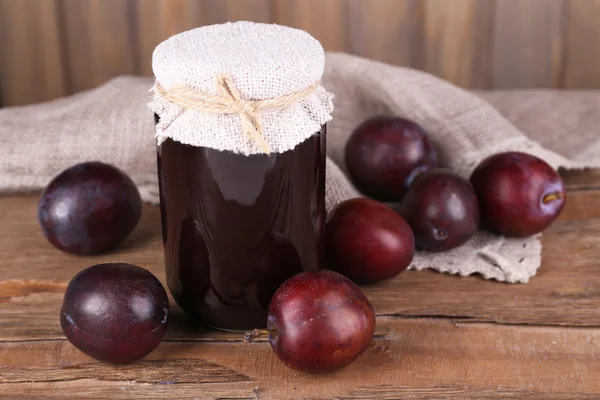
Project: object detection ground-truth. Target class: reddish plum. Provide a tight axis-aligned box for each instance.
[345,116,438,201]
[60,263,169,364]
[38,162,142,255]
[326,198,414,282]
[398,169,479,252]
[470,152,566,237]
[246,270,375,373]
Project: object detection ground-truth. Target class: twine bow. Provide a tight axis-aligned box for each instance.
[155,74,320,154]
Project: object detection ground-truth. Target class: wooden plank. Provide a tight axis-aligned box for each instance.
[0,383,256,400]
[272,0,347,52]
[179,0,273,28]
[492,0,566,89]
[133,0,198,77]
[346,0,425,68]
[338,389,599,400]
[0,171,599,341]
[564,0,600,88]
[3,0,600,95]
[221,0,272,23]
[60,0,137,93]
[0,319,599,398]
[561,168,600,191]
[0,0,68,106]
[134,0,273,76]
[0,359,251,385]
[423,0,495,88]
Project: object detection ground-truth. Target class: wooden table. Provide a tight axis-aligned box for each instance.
[1,170,599,399]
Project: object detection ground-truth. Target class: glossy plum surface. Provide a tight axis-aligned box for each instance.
[470,152,566,237]
[398,169,479,252]
[38,162,142,255]
[60,263,169,364]
[266,270,375,373]
[345,116,438,201]
[326,198,414,282]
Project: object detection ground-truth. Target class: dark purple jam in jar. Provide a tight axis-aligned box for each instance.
[157,125,326,330]
[150,22,333,331]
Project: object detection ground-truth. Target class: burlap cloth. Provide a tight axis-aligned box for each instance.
[2,53,598,283]
[149,22,335,155]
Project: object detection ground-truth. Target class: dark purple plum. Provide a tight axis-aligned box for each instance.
[326,198,414,283]
[398,169,479,252]
[470,152,566,237]
[345,116,438,202]
[245,270,375,374]
[38,162,142,255]
[60,263,169,364]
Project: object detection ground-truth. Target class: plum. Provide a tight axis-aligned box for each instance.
[38,162,141,255]
[60,263,169,364]
[244,270,375,373]
[398,169,479,251]
[470,152,566,237]
[344,116,437,201]
[326,198,414,282]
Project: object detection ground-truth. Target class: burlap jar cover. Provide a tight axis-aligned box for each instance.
[2,22,599,283]
[149,22,333,154]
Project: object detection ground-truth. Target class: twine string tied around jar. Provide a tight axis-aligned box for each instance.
[155,74,320,154]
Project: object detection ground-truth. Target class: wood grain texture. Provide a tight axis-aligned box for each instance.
[564,0,600,88]
[492,0,566,88]
[346,0,426,68]
[424,0,495,88]
[134,0,273,76]
[60,0,137,93]
[4,0,600,106]
[219,0,272,23]
[133,0,199,76]
[1,319,600,399]
[337,388,600,400]
[273,0,347,52]
[0,358,252,384]
[0,0,68,106]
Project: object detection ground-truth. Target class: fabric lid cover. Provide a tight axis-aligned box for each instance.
[149,21,334,155]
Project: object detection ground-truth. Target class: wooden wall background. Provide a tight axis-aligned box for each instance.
[1,0,599,107]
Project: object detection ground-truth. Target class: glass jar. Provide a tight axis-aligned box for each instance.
[157,127,326,330]
[149,22,333,330]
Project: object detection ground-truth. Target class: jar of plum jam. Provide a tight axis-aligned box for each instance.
[149,22,333,330]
